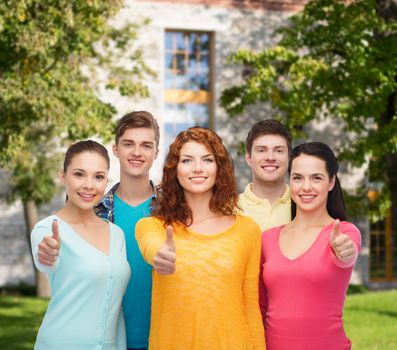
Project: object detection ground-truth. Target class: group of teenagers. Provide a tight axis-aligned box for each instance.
[31,110,361,350]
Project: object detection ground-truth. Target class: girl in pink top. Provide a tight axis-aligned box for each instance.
[260,142,361,350]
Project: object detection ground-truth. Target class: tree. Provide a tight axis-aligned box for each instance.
[221,0,397,235]
[0,0,154,296]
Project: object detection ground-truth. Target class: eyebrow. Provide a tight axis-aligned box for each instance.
[180,153,214,158]
[291,172,326,176]
[72,168,86,172]
[255,145,287,149]
[121,139,155,144]
[72,168,107,174]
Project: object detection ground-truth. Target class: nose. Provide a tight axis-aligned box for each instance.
[193,160,203,172]
[132,145,141,156]
[83,177,94,189]
[265,150,275,161]
[302,178,312,191]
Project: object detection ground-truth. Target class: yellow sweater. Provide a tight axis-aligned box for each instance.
[136,214,265,350]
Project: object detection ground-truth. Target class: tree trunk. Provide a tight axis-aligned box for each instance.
[376,0,397,22]
[386,153,397,278]
[376,0,397,277]
[23,200,51,297]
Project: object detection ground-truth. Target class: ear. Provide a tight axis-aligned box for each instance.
[154,147,159,160]
[59,171,65,185]
[112,144,119,159]
[328,175,336,192]
[245,152,252,168]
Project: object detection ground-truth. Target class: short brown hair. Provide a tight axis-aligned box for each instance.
[245,119,292,155]
[115,111,160,146]
[152,126,238,226]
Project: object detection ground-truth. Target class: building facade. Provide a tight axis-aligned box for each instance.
[1,0,395,288]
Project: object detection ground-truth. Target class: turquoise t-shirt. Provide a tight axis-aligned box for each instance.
[114,194,153,348]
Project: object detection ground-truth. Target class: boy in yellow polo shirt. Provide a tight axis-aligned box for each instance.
[239,119,292,231]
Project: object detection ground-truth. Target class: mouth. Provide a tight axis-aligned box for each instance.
[78,193,96,201]
[299,194,317,202]
[261,165,279,172]
[189,176,207,184]
[128,159,144,167]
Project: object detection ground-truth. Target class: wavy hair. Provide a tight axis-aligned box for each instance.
[288,142,346,221]
[153,126,238,226]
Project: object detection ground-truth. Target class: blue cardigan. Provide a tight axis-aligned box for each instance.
[31,215,131,350]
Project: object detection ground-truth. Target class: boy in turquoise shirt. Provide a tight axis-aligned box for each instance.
[95,111,159,350]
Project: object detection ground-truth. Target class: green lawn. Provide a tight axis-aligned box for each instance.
[0,290,396,349]
[0,295,48,350]
[344,289,397,350]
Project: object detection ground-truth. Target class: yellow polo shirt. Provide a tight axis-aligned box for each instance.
[238,183,291,231]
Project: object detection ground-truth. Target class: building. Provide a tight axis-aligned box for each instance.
[1,0,395,289]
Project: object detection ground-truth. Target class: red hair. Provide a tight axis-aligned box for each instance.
[153,127,238,226]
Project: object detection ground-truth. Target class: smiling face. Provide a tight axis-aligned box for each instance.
[176,141,217,197]
[245,134,289,185]
[289,154,335,215]
[113,127,158,179]
[61,151,109,210]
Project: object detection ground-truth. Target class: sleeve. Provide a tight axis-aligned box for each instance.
[242,221,266,349]
[258,232,267,324]
[30,220,60,274]
[115,307,127,350]
[330,221,362,268]
[135,218,166,266]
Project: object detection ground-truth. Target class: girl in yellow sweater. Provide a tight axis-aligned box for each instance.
[136,127,265,350]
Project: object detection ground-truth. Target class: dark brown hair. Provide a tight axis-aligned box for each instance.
[115,111,160,146]
[63,140,110,172]
[289,142,346,221]
[245,119,292,155]
[152,126,238,226]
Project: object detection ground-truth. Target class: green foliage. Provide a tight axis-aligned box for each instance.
[0,0,155,205]
[346,284,368,295]
[221,0,397,220]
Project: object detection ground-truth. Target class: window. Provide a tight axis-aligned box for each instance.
[164,31,213,147]
[369,208,397,281]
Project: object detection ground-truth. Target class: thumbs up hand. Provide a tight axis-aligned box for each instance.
[329,220,356,263]
[153,226,176,275]
[38,219,61,266]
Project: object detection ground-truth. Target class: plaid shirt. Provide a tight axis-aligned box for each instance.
[94,181,156,223]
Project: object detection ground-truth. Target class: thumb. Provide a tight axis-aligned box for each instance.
[52,219,61,246]
[165,225,175,252]
[329,219,340,244]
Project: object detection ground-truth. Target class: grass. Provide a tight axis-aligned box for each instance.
[0,290,396,349]
[344,289,397,350]
[0,295,48,350]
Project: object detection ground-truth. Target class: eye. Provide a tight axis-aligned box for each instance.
[74,171,84,178]
[291,175,302,181]
[96,174,106,180]
[313,176,323,182]
[180,158,191,164]
[143,144,153,149]
[203,157,214,163]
